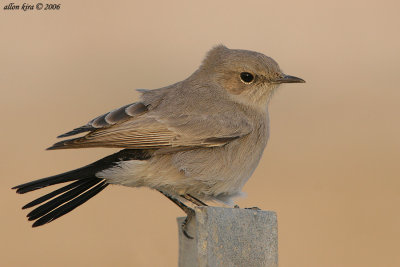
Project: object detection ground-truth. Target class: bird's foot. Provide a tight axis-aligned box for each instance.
[245,206,261,210]
[234,205,261,210]
[181,207,195,239]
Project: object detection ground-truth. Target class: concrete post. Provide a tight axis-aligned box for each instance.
[177,207,278,267]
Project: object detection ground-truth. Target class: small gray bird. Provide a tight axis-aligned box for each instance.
[13,45,304,237]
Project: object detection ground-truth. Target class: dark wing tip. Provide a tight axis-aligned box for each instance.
[57,126,93,138]
[46,144,63,150]
[47,138,81,150]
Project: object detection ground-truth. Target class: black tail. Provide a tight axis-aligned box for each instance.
[13,149,151,227]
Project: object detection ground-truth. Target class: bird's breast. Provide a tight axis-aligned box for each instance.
[170,114,269,198]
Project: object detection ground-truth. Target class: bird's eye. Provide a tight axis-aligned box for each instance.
[240,72,255,84]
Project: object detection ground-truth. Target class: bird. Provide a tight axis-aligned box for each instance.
[12,45,305,238]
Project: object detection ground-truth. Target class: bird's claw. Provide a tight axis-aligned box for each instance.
[245,206,261,210]
[181,208,195,239]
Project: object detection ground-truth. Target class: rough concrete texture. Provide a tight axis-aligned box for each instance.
[177,207,278,267]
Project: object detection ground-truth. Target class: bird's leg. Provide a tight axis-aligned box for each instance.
[181,209,195,239]
[181,194,207,206]
[158,190,195,239]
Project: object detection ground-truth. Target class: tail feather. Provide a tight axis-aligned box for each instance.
[12,166,98,194]
[32,181,108,227]
[13,149,150,227]
[22,179,88,209]
[13,149,150,195]
[27,178,101,221]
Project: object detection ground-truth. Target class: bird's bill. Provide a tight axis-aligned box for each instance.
[275,75,305,84]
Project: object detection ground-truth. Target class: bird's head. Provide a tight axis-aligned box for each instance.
[199,45,305,108]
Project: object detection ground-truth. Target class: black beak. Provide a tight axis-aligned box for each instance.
[275,75,305,84]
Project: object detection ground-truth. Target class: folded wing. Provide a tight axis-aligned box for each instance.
[48,101,252,151]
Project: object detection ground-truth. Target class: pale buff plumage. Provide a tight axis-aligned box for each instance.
[13,45,305,230]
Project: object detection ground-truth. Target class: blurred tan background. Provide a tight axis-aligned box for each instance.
[1,0,399,266]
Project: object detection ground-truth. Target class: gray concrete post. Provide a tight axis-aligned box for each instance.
[177,207,278,267]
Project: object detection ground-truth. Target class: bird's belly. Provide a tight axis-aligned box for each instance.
[98,134,268,204]
[170,135,268,200]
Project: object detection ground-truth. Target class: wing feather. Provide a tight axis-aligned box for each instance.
[57,102,148,138]
[50,97,253,150]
